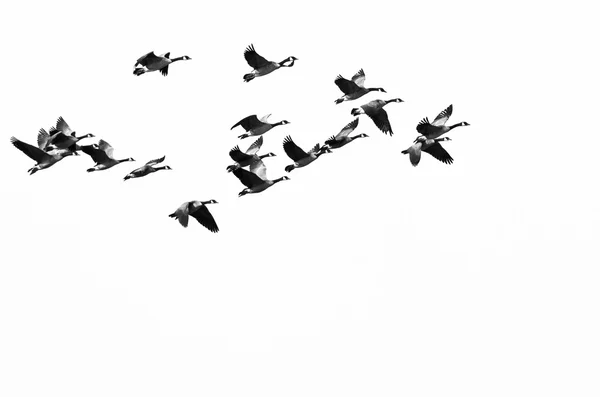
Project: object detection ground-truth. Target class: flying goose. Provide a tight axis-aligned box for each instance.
[230,114,290,139]
[242,44,297,82]
[10,136,78,175]
[282,135,331,172]
[40,117,94,151]
[323,118,368,150]
[226,136,276,172]
[133,51,191,76]
[416,104,470,139]
[401,136,453,166]
[124,155,171,180]
[232,160,290,197]
[351,98,404,136]
[169,200,219,232]
[80,139,134,172]
[334,69,386,104]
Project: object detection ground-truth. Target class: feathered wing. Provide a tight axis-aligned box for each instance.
[416,117,432,135]
[351,69,366,87]
[233,167,265,188]
[160,65,169,76]
[423,142,454,164]
[249,159,267,180]
[189,204,219,233]
[229,145,253,163]
[11,137,51,163]
[432,104,453,127]
[136,51,161,67]
[80,144,110,164]
[96,139,115,159]
[231,115,262,131]
[308,143,320,154]
[367,109,393,135]
[245,136,263,155]
[37,128,51,150]
[244,44,270,69]
[145,155,165,166]
[335,75,359,94]
[55,116,74,135]
[282,135,308,161]
[169,202,190,227]
[335,118,359,139]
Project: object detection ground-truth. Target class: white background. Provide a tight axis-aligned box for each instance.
[1,0,599,396]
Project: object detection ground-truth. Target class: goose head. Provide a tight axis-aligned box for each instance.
[386,98,404,104]
[281,56,297,67]
[275,120,290,126]
[202,199,218,205]
[119,157,135,163]
[260,152,277,158]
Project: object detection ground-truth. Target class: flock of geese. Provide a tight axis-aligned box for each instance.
[10,44,471,233]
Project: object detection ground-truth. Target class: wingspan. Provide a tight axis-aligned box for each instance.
[432,104,453,127]
[189,204,219,233]
[423,142,454,164]
[246,136,263,155]
[135,51,161,67]
[335,118,359,139]
[11,137,51,163]
[368,109,393,136]
[244,44,270,69]
[282,135,308,161]
[229,145,253,163]
[55,116,74,135]
[231,115,262,131]
[351,69,366,87]
[145,155,165,166]
[80,144,109,164]
[233,167,265,188]
[335,75,359,95]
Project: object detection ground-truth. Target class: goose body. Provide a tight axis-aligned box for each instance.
[282,135,331,172]
[242,44,297,82]
[401,136,453,166]
[169,200,219,232]
[80,139,134,172]
[11,136,77,175]
[351,98,403,136]
[40,117,94,151]
[124,156,171,180]
[232,160,289,196]
[133,51,191,76]
[323,118,368,149]
[334,69,386,104]
[230,114,289,139]
[226,136,276,172]
[416,104,470,139]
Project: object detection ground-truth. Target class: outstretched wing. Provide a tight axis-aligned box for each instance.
[160,65,169,76]
[249,158,267,180]
[80,144,110,164]
[244,44,270,69]
[233,167,265,188]
[135,51,161,67]
[351,68,366,87]
[335,75,359,95]
[96,139,115,159]
[423,142,454,164]
[367,109,393,136]
[282,135,308,161]
[55,116,74,135]
[11,137,51,163]
[335,118,359,139]
[145,155,165,166]
[245,136,263,155]
[229,145,253,163]
[189,204,219,233]
[432,104,453,127]
[308,143,320,154]
[416,117,432,135]
[37,128,50,149]
[231,115,263,131]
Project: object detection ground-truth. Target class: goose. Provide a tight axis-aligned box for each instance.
[40,117,94,151]
[323,118,368,149]
[226,136,276,172]
[334,69,386,104]
[169,200,219,232]
[416,104,470,139]
[133,51,191,76]
[242,44,297,82]
[230,114,290,139]
[80,139,134,172]
[124,155,171,180]
[10,136,78,175]
[351,98,404,136]
[401,136,453,166]
[232,160,290,197]
[282,135,331,172]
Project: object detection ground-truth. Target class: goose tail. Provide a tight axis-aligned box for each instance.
[133,68,146,76]
[284,165,295,173]
[243,73,255,82]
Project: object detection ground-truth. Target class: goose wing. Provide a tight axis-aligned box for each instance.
[169,201,191,227]
[283,135,308,161]
[233,167,265,188]
[96,139,115,159]
[231,115,264,131]
[423,142,454,164]
[229,145,253,163]
[145,155,165,166]
[189,203,219,233]
[431,104,453,127]
[245,136,263,155]
[308,143,320,154]
[55,116,74,135]
[11,137,51,163]
[249,158,267,180]
[335,118,359,139]
[335,75,359,94]
[135,51,161,67]
[37,128,51,149]
[416,117,432,135]
[244,44,270,69]
[366,108,393,136]
[80,144,110,164]
[351,68,366,87]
